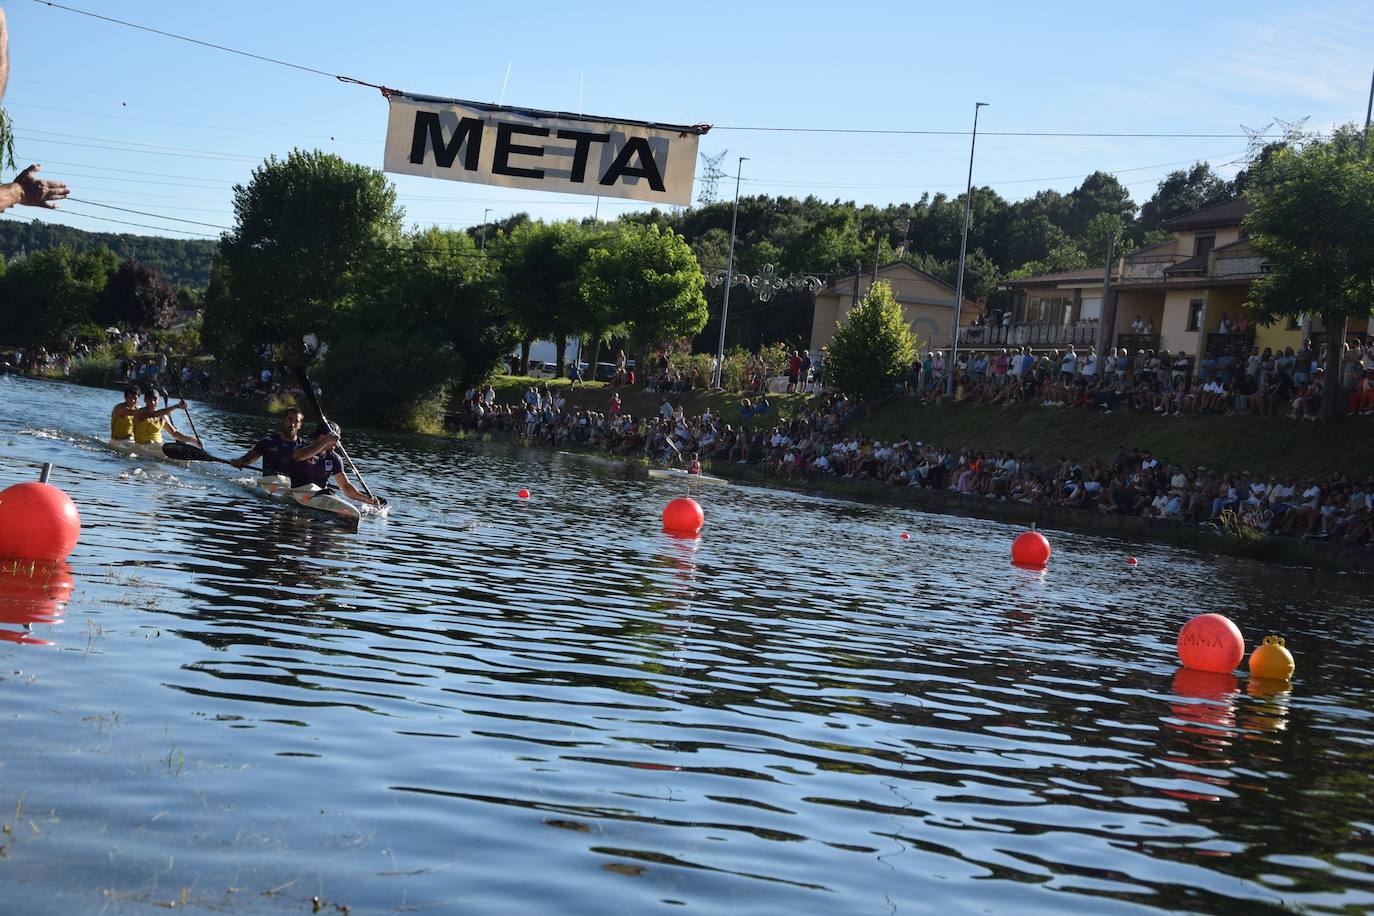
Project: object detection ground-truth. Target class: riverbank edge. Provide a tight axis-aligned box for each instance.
[24,375,1368,574]
[536,441,1365,574]
[705,462,1369,574]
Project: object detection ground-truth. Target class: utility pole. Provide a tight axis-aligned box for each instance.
[479,208,492,254]
[1363,67,1374,152]
[1094,234,1117,360]
[712,156,748,389]
[948,102,988,396]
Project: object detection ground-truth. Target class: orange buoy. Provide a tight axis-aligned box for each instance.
[662,497,704,535]
[1011,530,1050,567]
[0,477,81,563]
[1248,635,1295,681]
[518,488,530,499]
[1177,613,1245,674]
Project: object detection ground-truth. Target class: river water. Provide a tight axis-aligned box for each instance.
[0,374,1371,914]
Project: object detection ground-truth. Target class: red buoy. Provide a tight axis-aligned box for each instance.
[0,481,81,563]
[518,488,530,499]
[1177,613,1245,674]
[662,497,704,535]
[1011,530,1050,567]
[1126,556,1138,566]
[900,533,910,540]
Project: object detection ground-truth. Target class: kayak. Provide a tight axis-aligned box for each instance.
[107,438,175,461]
[648,468,728,486]
[255,474,362,525]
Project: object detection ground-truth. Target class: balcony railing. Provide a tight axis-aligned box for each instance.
[959,322,1099,348]
[1115,333,1161,353]
[1204,331,1255,358]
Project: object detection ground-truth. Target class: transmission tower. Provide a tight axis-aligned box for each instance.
[696,149,728,207]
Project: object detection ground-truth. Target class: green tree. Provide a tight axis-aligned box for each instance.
[215,149,403,358]
[493,220,592,375]
[0,244,116,346]
[1138,163,1235,237]
[319,227,511,430]
[1065,171,1137,238]
[94,260,180,330]
[1243,124,1374,426]
[825,281,917,400]
[580,224,707,372]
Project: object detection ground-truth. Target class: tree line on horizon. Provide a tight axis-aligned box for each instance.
[6,127,1369,428]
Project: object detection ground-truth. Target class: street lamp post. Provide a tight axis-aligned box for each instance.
[479,208,493,254]
[712,156,748,389]
[948,102,988,396]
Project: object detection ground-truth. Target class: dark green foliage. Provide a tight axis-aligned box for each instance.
[94,260,180,330]
[0,219,214,288]
[0,244,118,346]
[215,149,403,351]
[1243,124,1374,425]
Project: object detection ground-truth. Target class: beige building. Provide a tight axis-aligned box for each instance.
[1000,199,1367,359]
[809,261,982,355]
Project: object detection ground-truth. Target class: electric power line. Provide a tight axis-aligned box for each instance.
[29,1,1304,142]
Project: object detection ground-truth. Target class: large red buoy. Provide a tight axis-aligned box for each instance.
[1011,530,1050,567]
[1177,613,1245,674]
[0,469,81,563]
[662,497,704,535]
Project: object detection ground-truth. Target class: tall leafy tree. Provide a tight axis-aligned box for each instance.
[1243,124,1374,426]
[1138,162,1235,237]
[493,220,593,375]
[1065,171,1137,239]
[580,224,708,372]
[94,259,179,330]
[825,281,917,400]
[0,244,117,346]
[215,149,403,359]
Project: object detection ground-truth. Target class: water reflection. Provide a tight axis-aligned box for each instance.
[0,558,72,645]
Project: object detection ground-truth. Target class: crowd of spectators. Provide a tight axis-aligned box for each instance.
[908,339,1374,419]
[454,380,1374,549]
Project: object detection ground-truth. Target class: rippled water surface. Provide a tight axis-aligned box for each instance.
[1,375,1372,914]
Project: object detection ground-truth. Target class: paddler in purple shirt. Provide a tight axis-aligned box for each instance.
[291,422,383,507]
[229,407,304,477]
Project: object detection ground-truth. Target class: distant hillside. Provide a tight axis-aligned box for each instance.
[0,219,217,289]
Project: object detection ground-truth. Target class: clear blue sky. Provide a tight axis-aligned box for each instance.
[2,0,1371,242]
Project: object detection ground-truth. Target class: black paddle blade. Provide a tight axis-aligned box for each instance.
[162,442,216,462]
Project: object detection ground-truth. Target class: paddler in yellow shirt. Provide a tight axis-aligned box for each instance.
[109,386,141,443]
[131,388,200,448]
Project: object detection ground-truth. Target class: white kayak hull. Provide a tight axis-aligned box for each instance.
[256,475,362,524]
[648,468,728,485]
[108,438,172,461]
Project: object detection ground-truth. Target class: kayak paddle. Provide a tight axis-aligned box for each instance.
[161,441,260,472]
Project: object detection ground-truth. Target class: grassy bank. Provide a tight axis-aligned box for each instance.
[490,375,1374,481]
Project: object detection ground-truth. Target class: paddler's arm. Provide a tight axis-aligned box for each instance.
[228,446,261,469]
[332,471,382,508]
[162,416,201,447]
[293,434,338,462]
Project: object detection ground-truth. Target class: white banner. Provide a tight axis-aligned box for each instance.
[383,94,705,206]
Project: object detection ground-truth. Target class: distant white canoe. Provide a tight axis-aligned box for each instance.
[648,468,728,485]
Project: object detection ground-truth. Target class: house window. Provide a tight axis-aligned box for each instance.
[1194,234,1216,258]
[1286,314,1302,331]
[1187,299,1204,331]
